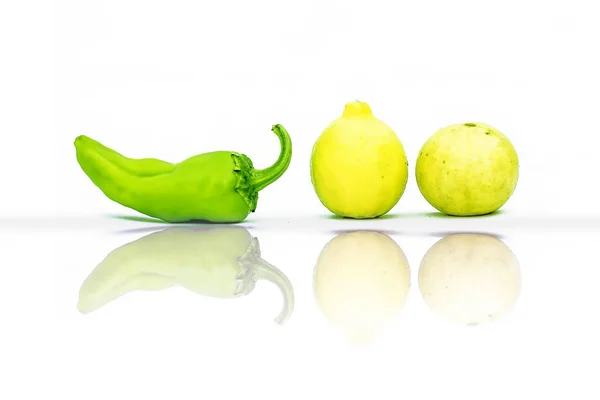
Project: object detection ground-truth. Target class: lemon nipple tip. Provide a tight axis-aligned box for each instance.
[342,100,373,118]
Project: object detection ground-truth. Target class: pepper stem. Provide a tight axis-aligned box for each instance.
[251,124,292,192]
[253,258,295,325]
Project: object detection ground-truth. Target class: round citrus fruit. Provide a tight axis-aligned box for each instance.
[310,101,408,218]
[415,122,519,216]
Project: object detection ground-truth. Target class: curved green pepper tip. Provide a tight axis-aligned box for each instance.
[74,124,293,223]
[250,123,293,192]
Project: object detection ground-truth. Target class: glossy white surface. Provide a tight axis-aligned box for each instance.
[3,217,599,399]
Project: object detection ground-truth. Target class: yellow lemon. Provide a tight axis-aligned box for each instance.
[310,101,408,218]
[415,122,519,216]
[418,233,521,325]
[313,231,411,345]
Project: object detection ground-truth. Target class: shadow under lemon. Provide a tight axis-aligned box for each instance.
[313,231,411,346]
[77,226,295,325]
[418,233,521,326]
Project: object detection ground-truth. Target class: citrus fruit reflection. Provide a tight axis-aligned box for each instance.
[313,231,411,344]
[418,233,521,325]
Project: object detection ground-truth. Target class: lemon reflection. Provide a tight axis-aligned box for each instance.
[78,226,294,325]
[418,233,521,326]
[313,231,411,345]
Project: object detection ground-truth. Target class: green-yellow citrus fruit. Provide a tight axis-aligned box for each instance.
[418,233,521,325]
[310,101,408,218]
[313,231,411,345]
[415,122,519,216]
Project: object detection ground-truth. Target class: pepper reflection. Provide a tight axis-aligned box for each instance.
[313,231,411,345]
[77,226,294,325]
[418,233,521,326]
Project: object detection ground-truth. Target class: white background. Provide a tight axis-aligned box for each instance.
[2,0,600,399]
[3,0,600,219]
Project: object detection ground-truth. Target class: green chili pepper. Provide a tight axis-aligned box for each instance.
[74,124,292,223]
[77,226,295,325]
